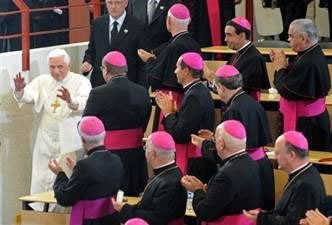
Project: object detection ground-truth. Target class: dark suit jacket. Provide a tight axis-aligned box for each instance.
[127,0,179,49]
[83,13,148,87]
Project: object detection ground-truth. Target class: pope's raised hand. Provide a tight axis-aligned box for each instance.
[57,86,72,103]
[14,72,26,92]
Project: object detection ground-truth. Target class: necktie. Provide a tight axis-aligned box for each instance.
[110,21,118,44]
[147,0,157,24]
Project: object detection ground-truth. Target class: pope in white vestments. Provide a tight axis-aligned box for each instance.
[13,49,92,210]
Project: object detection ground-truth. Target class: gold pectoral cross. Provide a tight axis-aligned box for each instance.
[51,98,61,113]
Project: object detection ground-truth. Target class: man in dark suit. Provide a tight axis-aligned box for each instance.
[127,0,179,49]
[81,0,148,88]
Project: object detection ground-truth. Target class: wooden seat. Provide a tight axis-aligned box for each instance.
[204,60,226,73]
[273,169,288,204]
[321,173,332,195]
[254,41,289,48]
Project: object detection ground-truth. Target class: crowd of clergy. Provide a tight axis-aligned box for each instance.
[11,0,332,225]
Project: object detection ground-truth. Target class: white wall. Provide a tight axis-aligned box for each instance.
[0,42,88,225]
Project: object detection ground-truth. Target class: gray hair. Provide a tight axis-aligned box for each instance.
[290,19,319,45]
[215,73,243,90]
[215,123,246,151]
[167,11,190,28]
[146,137,175,161]
[47,49,71,65]
[102,60,128,76]
[80,132,105,144]
[284,140,309,159]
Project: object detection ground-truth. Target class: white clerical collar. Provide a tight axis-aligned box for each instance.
[109,11,126,31]
[148,0,160,5]
[224,149,246,160]
[154,160,175,169]
[289,162,310,174]
[237,41,251,53]
[183,79,200,89]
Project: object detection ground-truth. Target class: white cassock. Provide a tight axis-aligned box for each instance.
[14,72,91,210]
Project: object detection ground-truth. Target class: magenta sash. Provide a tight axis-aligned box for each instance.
[279,97,326,132]
[168,218,184,225]
[156,89,183,131]
[202,213,256,225]
[249,90,260,101]
[176,143,201,174]
[247,147,265,161]
[105,128,143,150]
[70,197,115,225]
[206,0,221,46]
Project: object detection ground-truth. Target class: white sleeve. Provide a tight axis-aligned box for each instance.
[70,78,92,112]
[13,86,35,106]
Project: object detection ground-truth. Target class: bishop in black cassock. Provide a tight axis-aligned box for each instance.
[271,19,331,151]
[138,3,201,93]
[195,65,274,210]
[83,51,151,196]
[225,16,270,100]
[113,131,187,225]
[244,131,326,225]
[49,116,124,225]
[155,52,216,184]
[182,120,261,225]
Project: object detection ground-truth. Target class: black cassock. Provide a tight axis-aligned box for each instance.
[227,43,271,95]
[83,76,152,196]
[54,146,124,225]
[258,163,326,225]
[146,31,201,93]
[162,81,216,183]
[193,151,262,222]
[202,90,275,210]
[118,163,187,225]
[274,44,331,151]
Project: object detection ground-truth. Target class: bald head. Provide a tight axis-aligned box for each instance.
[275,132,309,173]
[145,132,175,167]
[215,120,247,159]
